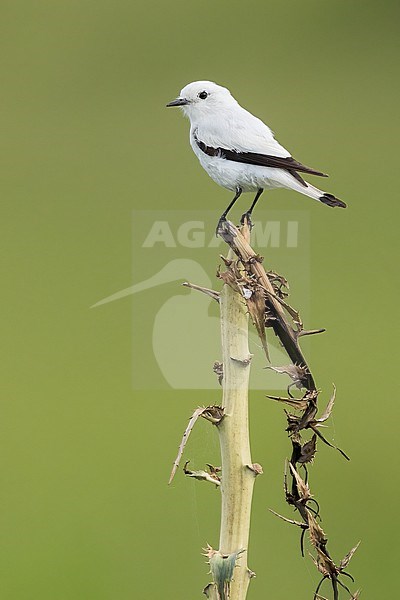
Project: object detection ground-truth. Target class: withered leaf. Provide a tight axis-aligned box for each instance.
[310,426,350,462]
[339,541,361,570]
[289,462,311,501]
[261,285,304,331]
[282,388,350,461]
[246,287,270,361]
[298,327,326,338]
[267,394,310,411]
[310,552,330,577]
[269,509,307,529]
[169,406,224,484]
[266,364,309,389]
[298,434,317,464]
[316,385,336,423]
[308,513,327,550]
[183,461,221,486]
[217,266,241,292]
[266,269,289,298]
[182,281,220,302]
[202,406,225,424]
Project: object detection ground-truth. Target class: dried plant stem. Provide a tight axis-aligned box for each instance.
[220,221,315,390]
[218,246,256,600]
[170,218,358,599]
[217,220,359,599]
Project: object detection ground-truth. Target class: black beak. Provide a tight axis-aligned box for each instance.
[166,97,189,107]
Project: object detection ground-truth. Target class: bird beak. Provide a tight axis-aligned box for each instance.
[166,97,189,107]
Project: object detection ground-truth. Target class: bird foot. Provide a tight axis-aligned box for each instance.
[240,212,254,230]
[216,217,237,242]
[216,215,227,237]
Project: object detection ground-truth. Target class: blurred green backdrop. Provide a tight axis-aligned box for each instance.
[1,1,398,598]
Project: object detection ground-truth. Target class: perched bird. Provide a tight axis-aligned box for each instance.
[167,81,346,230]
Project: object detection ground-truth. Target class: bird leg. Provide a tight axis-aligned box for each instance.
[240,188,264,229]
[216,187,242,235]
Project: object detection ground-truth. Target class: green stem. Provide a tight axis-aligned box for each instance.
[218,264,256,599]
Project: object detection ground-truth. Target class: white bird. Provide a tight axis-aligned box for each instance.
[167,81,346,230]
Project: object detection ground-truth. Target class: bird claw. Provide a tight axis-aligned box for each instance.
[216,216,227,237]
[216,218,237,242]
[240,212,254,230]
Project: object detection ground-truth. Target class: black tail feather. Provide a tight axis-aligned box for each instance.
[320,193,347,208]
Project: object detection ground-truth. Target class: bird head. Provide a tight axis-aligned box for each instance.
[166,81,236,120]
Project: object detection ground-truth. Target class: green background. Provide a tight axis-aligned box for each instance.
[1,1,398,598]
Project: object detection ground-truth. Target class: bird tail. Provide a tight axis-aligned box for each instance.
[318,191,346,208]
[295,181,347,208]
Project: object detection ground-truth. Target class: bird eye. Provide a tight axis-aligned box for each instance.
[198,91,208,100]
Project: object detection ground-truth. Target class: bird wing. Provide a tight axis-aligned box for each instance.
[195,106,290,156]
[193,106,328,184]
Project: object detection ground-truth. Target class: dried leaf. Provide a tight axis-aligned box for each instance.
[310,426,350,461]
[246,287,270,361]
[267,394,310,411]
[261,285,304,331]
[298,328,326,337]
[182,281,220,302]
[298,434,317,464]
[266,364,309,389]
[202,406,225,424]
[282,387,350,461]
[267,269,290,298]
[308,513,327,550]
[316,385,336,423]
[206,463,222,473]
[339,541,361,570]
[183,461,221,486]
[169,406,224,484]
[269,509,308,529]
[289,462,310,501]
[217,266,241,292]
[309,552,330,577]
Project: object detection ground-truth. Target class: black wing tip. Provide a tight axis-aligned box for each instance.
[320,193,347,208]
